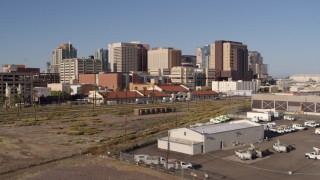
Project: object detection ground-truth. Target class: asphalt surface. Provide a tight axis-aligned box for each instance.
[129,116,320,180]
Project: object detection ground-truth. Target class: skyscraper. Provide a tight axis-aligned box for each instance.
[248,51,268,80]
[147,47,181,70]
[51,43,77,73]
[196,45,211,68]
[108,41,148,72]
[94,48,108,72]
[211,40,251,80]
[60,58,102,84]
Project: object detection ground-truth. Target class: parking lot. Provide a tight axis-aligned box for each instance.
[129,116,320,180]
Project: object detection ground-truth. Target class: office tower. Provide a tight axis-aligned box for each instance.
[196,48,202,65]
[211,40,251,80]
[148,47,181,70]
[108,41,148,72]
[60,58,102,84]
[51,42,77,73]
[181,55,196,66]
[94,48,108,72]
[196,45,211,68]
[248,51,268,80]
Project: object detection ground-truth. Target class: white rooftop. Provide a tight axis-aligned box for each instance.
[188,120,261,134]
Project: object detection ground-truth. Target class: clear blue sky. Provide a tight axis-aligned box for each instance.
[0,0,319,77]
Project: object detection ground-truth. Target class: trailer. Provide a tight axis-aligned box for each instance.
[134,155,166,166]
[247,112,272,122]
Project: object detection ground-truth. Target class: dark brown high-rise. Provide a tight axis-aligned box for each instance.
[212,40,252,81]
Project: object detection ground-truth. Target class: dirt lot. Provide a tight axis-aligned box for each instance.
[129,117,320,180]
[0,155,181,180]
[0,99,246,178]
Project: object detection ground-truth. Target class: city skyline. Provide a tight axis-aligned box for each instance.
[0,0,319,77]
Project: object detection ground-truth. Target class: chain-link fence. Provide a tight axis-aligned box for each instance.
[111,152,229,180]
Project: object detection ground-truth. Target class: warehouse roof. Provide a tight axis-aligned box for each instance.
[188,120,261,134]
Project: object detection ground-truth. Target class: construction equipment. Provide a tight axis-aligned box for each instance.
[272,139,290,153]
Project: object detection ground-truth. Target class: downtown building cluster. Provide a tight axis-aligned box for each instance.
[0,40,269,106]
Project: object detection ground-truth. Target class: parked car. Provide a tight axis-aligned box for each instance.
[284,115,295,121]
[304,121,320,127]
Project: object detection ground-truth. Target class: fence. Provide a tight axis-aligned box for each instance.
[113,152,229,180]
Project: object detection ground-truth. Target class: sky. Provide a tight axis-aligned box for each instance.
[0,0,319,77]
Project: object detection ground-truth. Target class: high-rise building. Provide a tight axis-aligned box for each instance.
[196,45,211,68]
[148,47,181,71]
[181,55,196,66]
[108,41,148,73]
[196,48,202,65]
[248,51,268,80]
[94,48,108,72]
[51,43,77,73]
[60,58,102,84]
[211,40,251,80]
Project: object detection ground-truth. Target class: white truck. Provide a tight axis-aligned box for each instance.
[284,115,295,121]
[163,159,192,170]
[272,139,290,153]
[304,121,320,127]
[247,112,272,122]
[305,147,320,160]
[269,126,285,134]
[292,123,306,130]
[235,149,252,160]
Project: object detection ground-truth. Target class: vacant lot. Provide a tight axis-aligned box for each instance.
[0,98,247,179]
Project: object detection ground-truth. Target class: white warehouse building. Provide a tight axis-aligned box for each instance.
[212,80,261,93]
[158,120,264,155]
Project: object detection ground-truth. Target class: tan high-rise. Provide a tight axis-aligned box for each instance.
[108,41,148,72]
[60,58,102,84]
[51,43,77,73]
[148,47,181,70]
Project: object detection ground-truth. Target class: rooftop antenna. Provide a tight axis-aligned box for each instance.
[25,58,27,67]
[68,40,71,51]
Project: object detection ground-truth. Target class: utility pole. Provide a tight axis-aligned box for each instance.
[124,115,127,143]
[166,131,170,173]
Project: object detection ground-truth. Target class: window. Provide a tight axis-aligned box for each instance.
[184,132,186,136]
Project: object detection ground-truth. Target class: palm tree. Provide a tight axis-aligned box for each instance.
[115,87,120,105]
[143,87,147,96]
[105,92,109,105]
[92,85,99,109]
[78,86,84,107]
[125,87,129,104]
[134,86,138,104]
[68,88,73,108]
[31,89,37,120]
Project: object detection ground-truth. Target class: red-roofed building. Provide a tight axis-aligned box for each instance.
[152,84,189,101]
[191,91,219,100]
[88,89,170,104]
